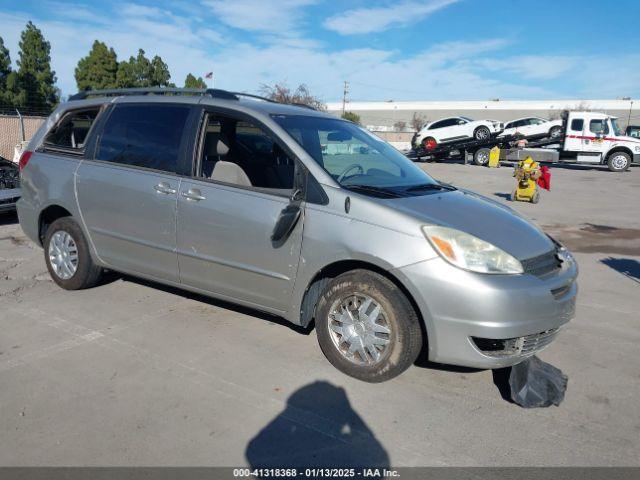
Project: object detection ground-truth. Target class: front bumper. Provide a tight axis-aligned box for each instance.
[394,253,578,369]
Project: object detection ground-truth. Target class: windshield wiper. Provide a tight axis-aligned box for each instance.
[404,182,456,193]
[344,185,403,198]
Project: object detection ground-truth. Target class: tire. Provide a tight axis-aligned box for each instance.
[531,190,540,204]
[607,151,631,172]
[474,148,491,166]
[315,269,423,383]
[422,137,437,150]
[44,217,102,290]
[474,126,491,141]
[549,126,562,139]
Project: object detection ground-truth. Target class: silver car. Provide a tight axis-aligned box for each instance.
[17,88,578,382]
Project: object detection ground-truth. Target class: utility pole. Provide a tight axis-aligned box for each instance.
[342,81,349,114]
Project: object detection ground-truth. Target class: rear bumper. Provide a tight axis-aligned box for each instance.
[394,254,578,369]
[16,197,40,244]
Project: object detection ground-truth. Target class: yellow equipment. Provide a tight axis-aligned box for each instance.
[488,146,501,168]
[511,156,541,203]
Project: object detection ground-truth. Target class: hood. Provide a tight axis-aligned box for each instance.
[382,189,554,260]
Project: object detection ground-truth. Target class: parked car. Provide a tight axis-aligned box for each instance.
[17,88,578,382]
[499,117,563,140]
[413,116,503,149]
[0,157,20,213]
[625,125,640,138]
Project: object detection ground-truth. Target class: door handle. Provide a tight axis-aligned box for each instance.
[154,182,177,195]
[181,189,206,201]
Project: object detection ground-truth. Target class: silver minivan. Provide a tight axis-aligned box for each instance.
[17,88,578,382]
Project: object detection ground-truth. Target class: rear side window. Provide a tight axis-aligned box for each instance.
[44,108,101,151]
[96,104,190,173]
[570,119,584,131]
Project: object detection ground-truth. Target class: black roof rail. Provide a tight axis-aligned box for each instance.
[68,87,241,101]
[67,87,317,110]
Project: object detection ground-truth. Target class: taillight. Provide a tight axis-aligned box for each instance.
[18,151,33,171]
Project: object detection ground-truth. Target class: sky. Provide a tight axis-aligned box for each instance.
[0,0,639,102]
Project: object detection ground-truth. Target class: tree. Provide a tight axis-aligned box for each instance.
[341,111,360,124]
[410,111,427,131]
[16,21,58,112]
[259,82,326,110]
[75,40,118,91]
[184,73,207,89]
[115,49,172,88]
[0,36,13,108]
[150,55,171,87]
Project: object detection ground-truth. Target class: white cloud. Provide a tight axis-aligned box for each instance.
[324,0,460,35]
[203,0,318,34]
[0,3,638,103]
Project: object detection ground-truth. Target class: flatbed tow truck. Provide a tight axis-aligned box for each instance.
[410,110,640,172]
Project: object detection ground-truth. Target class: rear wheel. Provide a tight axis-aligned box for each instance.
[549,126,562,139]
[474,126,491,141]
[474,148,491,166]
[315,270,423,383]
[607,152,631,172]
[44,217,102,290]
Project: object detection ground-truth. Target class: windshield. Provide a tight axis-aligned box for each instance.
[272,115,444,196]
[610,118,623,136]
[460,116,474,122]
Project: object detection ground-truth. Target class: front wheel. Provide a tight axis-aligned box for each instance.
[549,126,562,139]
[315,270,423,383]
[44,217,103,290]
[607,152,631,172]
[474,126,491,141]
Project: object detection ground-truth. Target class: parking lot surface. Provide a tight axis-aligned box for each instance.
[1,163,639,466]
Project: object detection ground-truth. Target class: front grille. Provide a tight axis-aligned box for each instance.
[0,165,20,190]
[521,250,561,277]
[472,328,559,358]
[0,196,19,206]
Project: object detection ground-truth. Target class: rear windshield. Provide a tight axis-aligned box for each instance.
[272,114,444,197]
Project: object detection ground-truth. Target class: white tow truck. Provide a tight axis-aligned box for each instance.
[412,110,640,172]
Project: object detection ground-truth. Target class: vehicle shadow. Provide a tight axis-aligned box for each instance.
[600,257,640,283]
[245,381,389,468]
[414,348,483,373]
[493,192,512,200]
[0,212,19,226]
[107,272,314,335]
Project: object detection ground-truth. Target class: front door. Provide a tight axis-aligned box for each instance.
[76,103,193,282]
[176,113,304,312]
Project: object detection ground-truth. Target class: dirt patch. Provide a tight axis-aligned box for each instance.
[544,223,640,256]
[0,235,28,247]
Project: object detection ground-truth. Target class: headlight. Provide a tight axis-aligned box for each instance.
[422,225,523,274]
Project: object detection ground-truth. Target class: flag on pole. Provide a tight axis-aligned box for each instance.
[204,72,213,79]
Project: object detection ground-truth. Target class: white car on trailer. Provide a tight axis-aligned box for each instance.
[413,116,503,149]
[499,117,563,140]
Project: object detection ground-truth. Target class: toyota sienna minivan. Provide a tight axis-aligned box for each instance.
[17,88,578,382]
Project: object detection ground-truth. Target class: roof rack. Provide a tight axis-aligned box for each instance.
[68,87,240,101]
[67,87,317,110]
